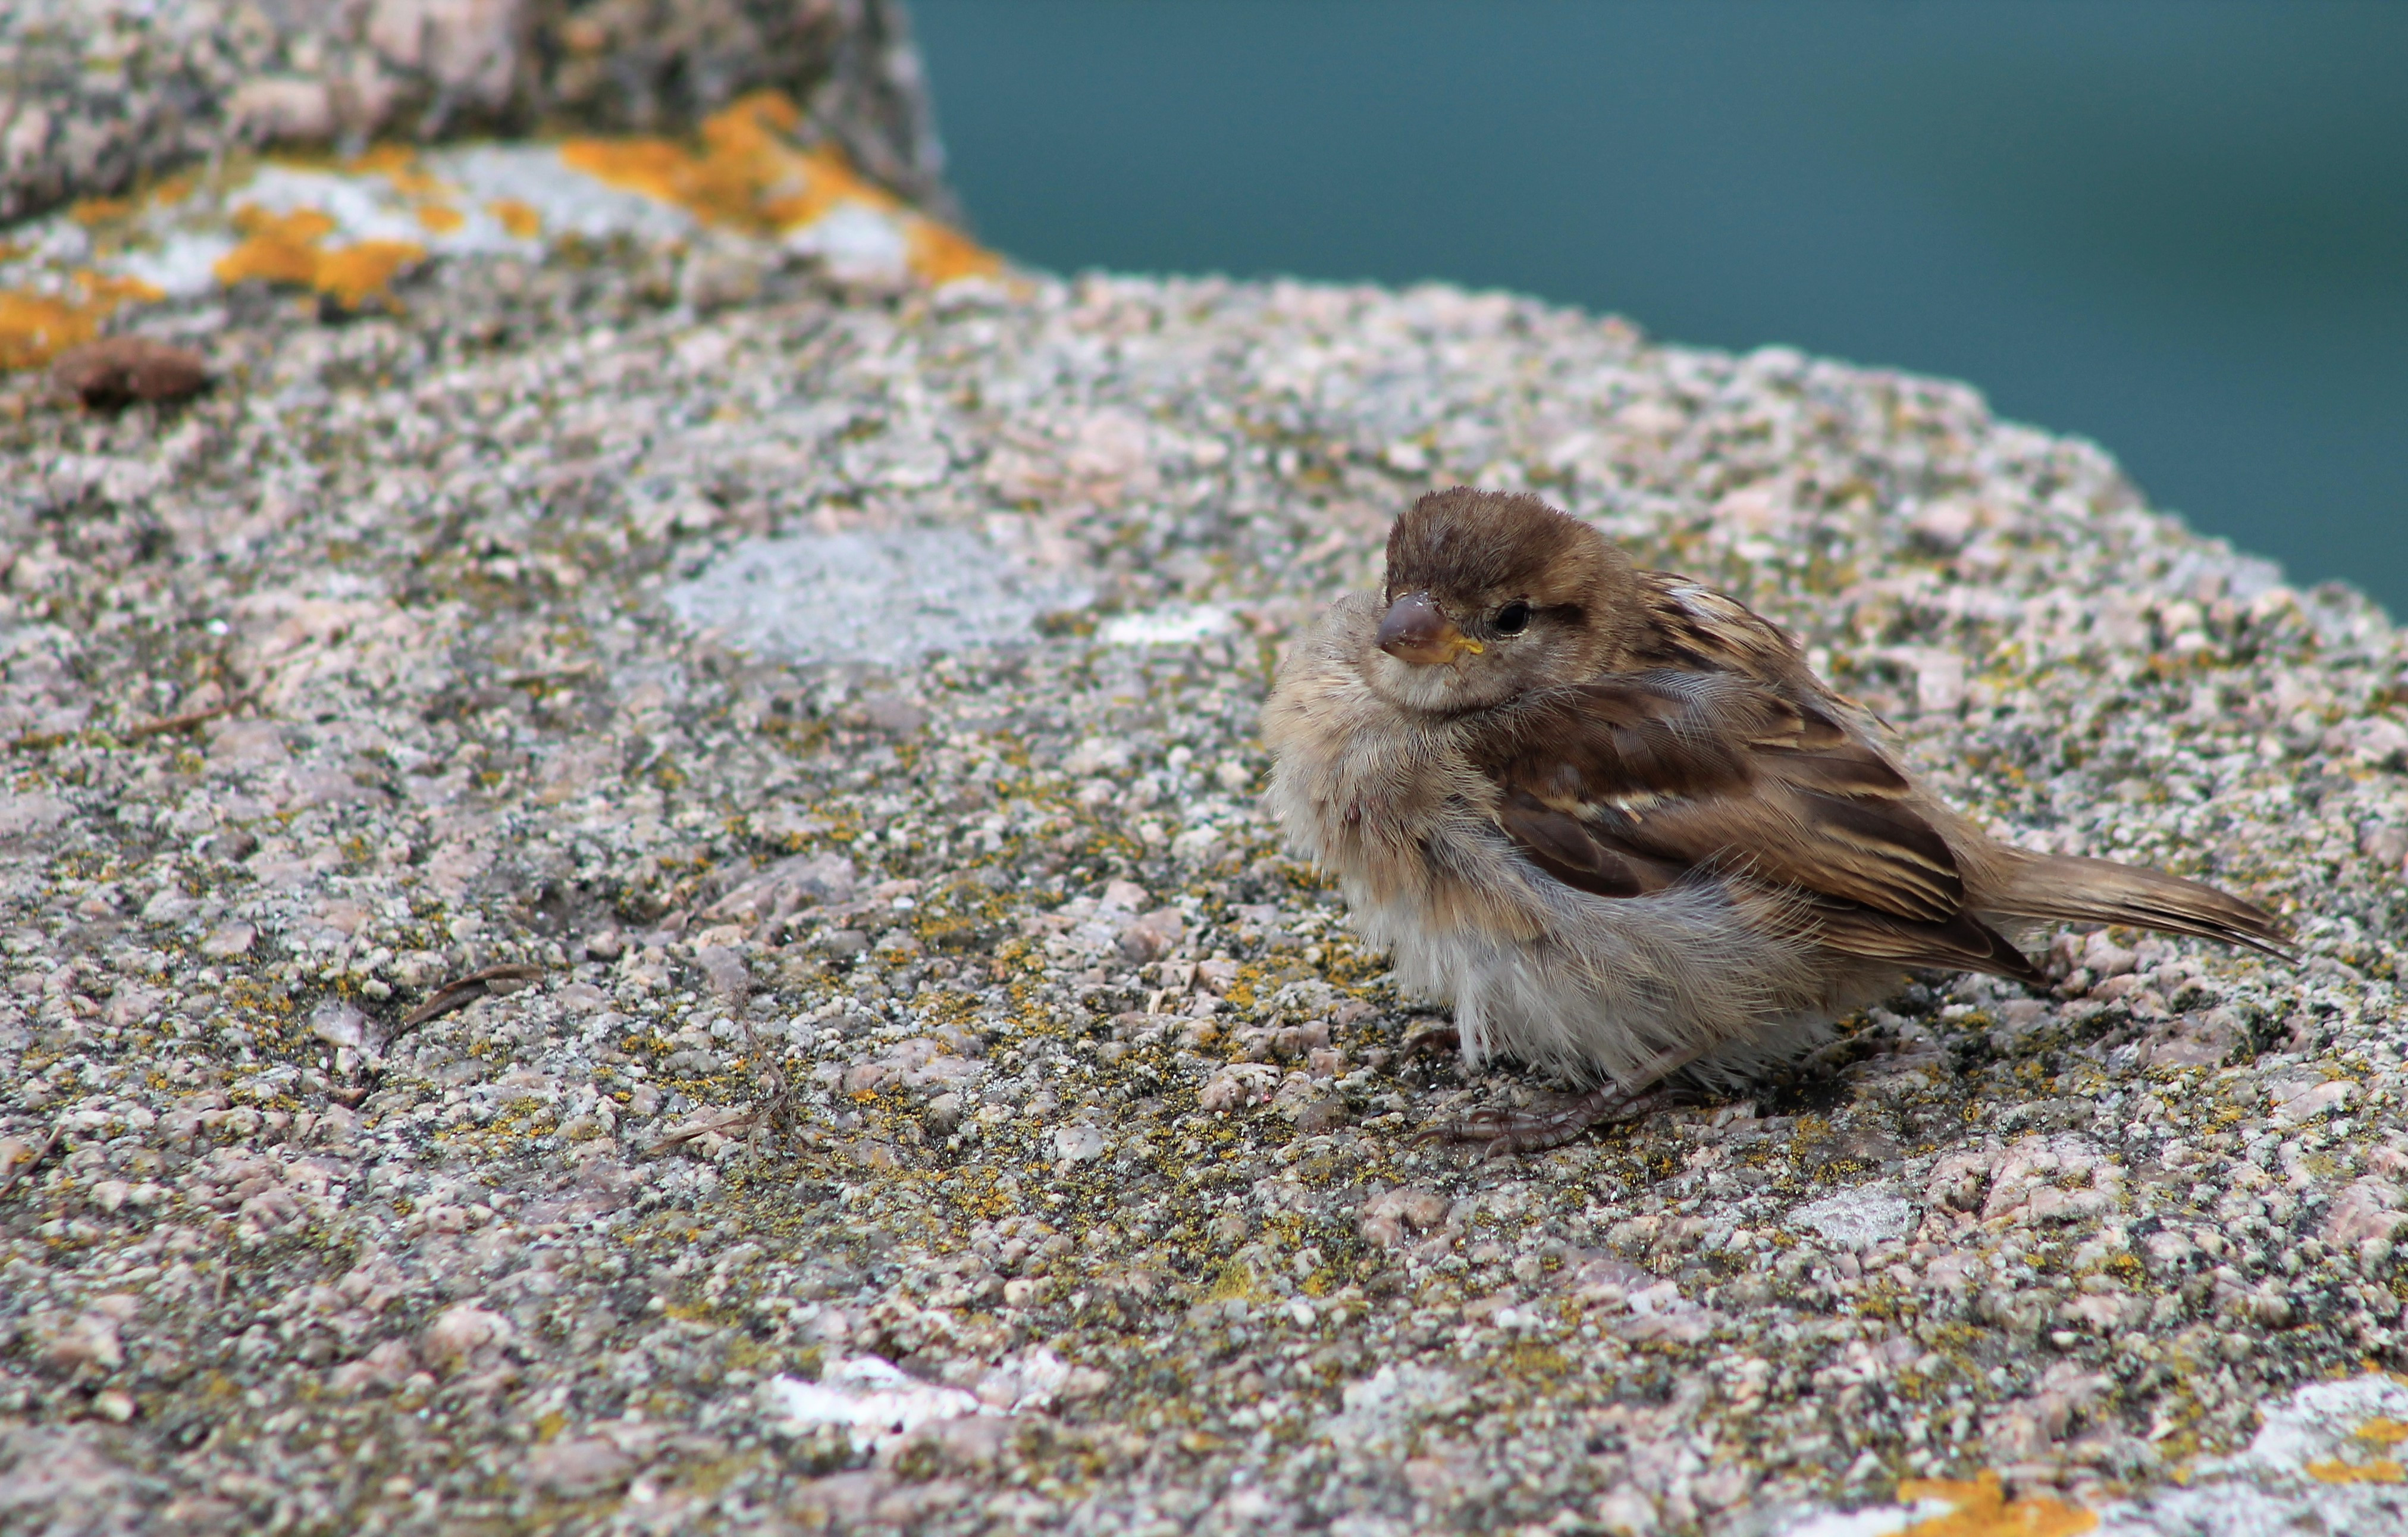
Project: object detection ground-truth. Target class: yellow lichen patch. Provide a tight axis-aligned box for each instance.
[488,198,543,239]
[78,273,167,312]
[69,197,137,226]
[907,217,1004,286]
[1897,1473,2097,1537]
[311,237,426,308]
[346,143,448,199]
[559,136,694,211]
[2357,1417,2408,1445]
[760,143,902,230]
[1207,1260,1270,1303]
[415,204,465,234]
[560,89,998,281]
[563,90,831,231]
[0,270,165,371]
[216,205,338,287]
[215,206,424,309]
[2306,1457,2404,1483]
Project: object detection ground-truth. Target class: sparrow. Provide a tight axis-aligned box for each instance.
[1262,487,2287,1153]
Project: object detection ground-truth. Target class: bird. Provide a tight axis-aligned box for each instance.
[1261,487,2288,1154]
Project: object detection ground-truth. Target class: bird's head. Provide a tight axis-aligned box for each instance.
[1366,487,1638,712]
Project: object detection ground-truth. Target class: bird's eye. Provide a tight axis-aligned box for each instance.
[1493,601,1532,635]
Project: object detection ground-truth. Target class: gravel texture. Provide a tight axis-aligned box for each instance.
[0,0,954,226]
[2,238,2406,1536]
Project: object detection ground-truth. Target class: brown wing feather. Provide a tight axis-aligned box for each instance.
[1495,790,1686,900]
[1808,902,2047,984]
[1606,784,1961,921]
[1473,662,2039,978]
[1500,677,1751,802]
[1478,672,1965,913]
[1626,572,1808,683]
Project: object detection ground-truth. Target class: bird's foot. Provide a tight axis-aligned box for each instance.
[1794,1035,1865,1077]
[1401,1023,1460,1061]
[1417,1082,1676,1158]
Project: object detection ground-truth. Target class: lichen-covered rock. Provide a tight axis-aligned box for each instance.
[0,0,954,224]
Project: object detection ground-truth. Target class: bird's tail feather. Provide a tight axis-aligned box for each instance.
[1980,852,2291,959]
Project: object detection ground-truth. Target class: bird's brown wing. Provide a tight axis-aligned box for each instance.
[1471,671,2043,983]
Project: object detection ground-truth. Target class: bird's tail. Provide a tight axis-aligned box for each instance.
[1977,850,2291,959]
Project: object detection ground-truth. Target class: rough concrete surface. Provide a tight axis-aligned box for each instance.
[1,224,2407,1536]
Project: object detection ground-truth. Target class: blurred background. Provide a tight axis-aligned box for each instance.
[913,0,2408,615]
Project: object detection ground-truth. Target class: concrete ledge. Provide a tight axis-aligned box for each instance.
[0,216,2402,1530]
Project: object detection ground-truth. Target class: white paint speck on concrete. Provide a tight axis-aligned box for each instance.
[1788,1184,1915,1251]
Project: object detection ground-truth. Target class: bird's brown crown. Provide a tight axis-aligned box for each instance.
[1363,489,1642,711]
[1384,488,1631,614]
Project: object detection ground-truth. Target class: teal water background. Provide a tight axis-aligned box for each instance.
[912,0,2408,615]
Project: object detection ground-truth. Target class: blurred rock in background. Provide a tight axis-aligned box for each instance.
[0,0,958,225]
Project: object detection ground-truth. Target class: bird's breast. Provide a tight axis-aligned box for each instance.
[1263,601,1511,913]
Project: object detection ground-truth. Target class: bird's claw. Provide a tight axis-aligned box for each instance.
[1416,1083,1648,1157]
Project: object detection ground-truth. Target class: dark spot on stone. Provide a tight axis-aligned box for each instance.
[51,336,208,409]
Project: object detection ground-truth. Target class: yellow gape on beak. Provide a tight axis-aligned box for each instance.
[1377,592,1484,665]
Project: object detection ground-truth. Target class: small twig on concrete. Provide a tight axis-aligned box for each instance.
[648,1106,758,1155]
[11,696,244,752]
[121,698,243,739]
[400,963,547,1029]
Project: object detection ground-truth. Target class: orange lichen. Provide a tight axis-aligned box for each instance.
[312,240,427,308]
[81,273,166,308]
[0,271,165,372]
[2307,1457,2404,1483]
[0,292,94,371]
[347,143,447,199]
[2357,1417,2408,1445]
[760,145,902,230]
[906,218,1004,286]
[562,90,813,231]
[1897,1473,2097,1537]
[488,199,543,239]
[416,204,465,234]
[69,197,136,226]
[560,89,997,283]
[217,206,338,287]
[214,205,424,308]
[559,137,691,210]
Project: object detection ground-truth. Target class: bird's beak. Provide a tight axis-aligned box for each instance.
[1377,591,1483,665]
